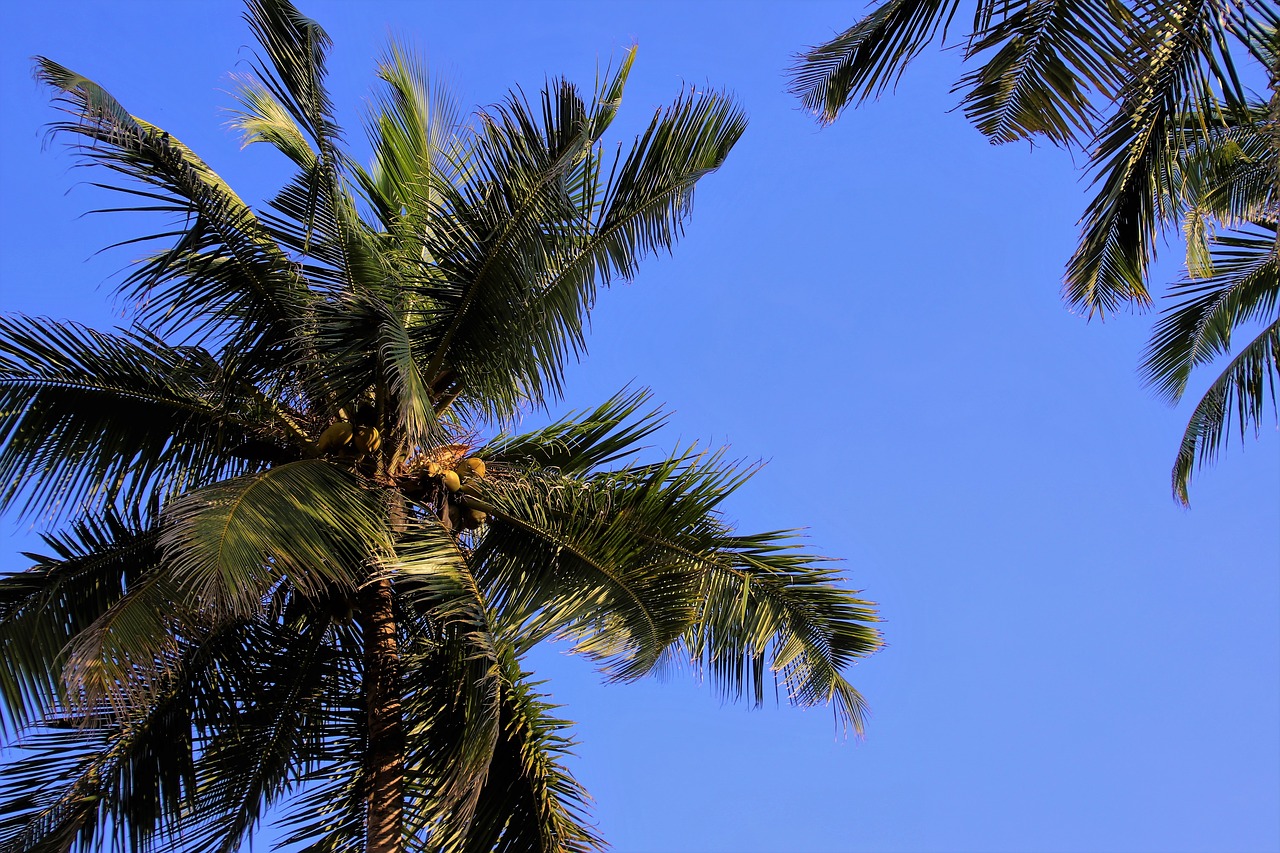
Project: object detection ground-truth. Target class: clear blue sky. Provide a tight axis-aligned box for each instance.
[2,2,1278,852]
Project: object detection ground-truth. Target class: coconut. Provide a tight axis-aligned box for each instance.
[441,470,462,492]
[316,421,353,453]
[462,457,486,478]
[354,426,381,454]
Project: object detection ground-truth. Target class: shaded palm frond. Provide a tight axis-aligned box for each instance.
[427,644,600,853]
[0,317,287,521]
[310,284,440,450]
[1171,317,1279,503]
[789,0,962,124]
[956,0,1129,146]
[1,611,357,853]
[178,612,358,853]
[393,524,505,839]
[0,505,159,732]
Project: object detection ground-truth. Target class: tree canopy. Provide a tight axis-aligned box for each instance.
[0,2,882,850]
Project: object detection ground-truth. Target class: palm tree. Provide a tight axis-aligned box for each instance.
[789,0,1279,503]
[0,2,882,851]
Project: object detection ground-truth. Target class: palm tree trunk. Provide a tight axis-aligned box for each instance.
[360,575,404,852]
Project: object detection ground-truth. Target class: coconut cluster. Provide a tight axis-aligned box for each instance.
[314,421,381,458]
[433,456,488,529]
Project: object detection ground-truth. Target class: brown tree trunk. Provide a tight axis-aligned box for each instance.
[359,575,404,852]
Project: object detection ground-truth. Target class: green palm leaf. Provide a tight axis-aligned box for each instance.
[1171,318,1279,504]
[0,506,159,732]
[1064,0,1251,315]
[955,0,1129,145]
[687,531,882,733]
[157,460,393,617]
[789,0,961,124]
[34,59,309,353]
[0,317,286,521]
[1144,226,1278,403]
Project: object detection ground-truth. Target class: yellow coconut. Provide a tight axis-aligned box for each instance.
[354,426,381,454]
[462,457,486,478]
[441,470,462,492]
[316,421,353,453]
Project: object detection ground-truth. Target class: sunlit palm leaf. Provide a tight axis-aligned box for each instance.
[484,387,667,474]
[687,531,883,733]
[1064,0,1251,315]
[157,460,393,617]
[357,43,471,234]
[415,64,744,423]
[34,59,309,352]
[470,449,752,680]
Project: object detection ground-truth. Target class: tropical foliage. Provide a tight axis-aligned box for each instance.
[0,2,882,851]
[790,0,1279,503]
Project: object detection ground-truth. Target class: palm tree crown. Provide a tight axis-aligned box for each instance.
[790,0,1278,503]
[0,2,882,851]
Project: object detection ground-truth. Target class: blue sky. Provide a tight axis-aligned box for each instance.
[2,2,1278,852]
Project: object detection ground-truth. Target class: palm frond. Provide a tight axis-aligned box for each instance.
[0,725,119,853]
[686,531,883,734]
[392,524,505,839]
[0,505,159,733]
[310,285,440,450]
[0,317,287,521]
[1168,99,1276,275]
[955,0,1129,146]
[179,613,357,853]
[1065,0,1250,315]
[789,0,961,124]
[414,63,744,423]
[157,460,393,618]
[470,447,755,681]
[356,41,471,233]
[229,77,319,170]
[427,644,600,853]
[243,0,340,162]
[1143,225,1278,403]
[484,387,667,474]
[34,58,309,350]
[1171,317,1279,503]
